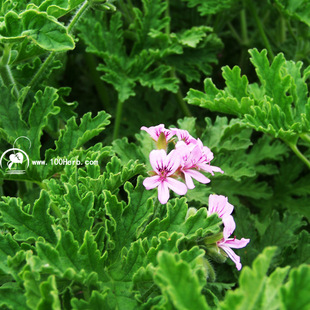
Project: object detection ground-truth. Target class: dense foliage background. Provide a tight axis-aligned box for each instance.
[0,0,309,309]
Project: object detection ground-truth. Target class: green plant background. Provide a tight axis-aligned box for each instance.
[0,0,309,309]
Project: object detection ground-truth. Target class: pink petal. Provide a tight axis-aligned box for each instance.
[219,243,242,270]
[141,124,165,141]
[185,169,210,184]
[208,195,233,218]
[222,215,236,239]
[149,149,166,173]
[165,149,181,175]
[224,237,250,249]
[166,177,187,195]
[143,176,161,190]
[184,172,195,189]
[158,182,170,204]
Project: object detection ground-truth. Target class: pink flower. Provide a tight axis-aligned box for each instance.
[141,124,174,143]
[217,237,250,271]
[207,194,250,270]
[143,149,187,204]
[194,139,223,175]
[170,128,196,145]
[208,194,235,239]
[176,141,211,189]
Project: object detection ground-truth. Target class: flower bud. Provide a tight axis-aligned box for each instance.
[156,132,167,150]
[205,244,227,264]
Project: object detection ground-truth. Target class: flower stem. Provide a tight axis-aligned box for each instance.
[0,44,19,97]
[113,99,124,140]
[247,0,274,60]
[288,143,310,170]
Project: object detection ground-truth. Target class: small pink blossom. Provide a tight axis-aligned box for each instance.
[141,124,174,143]
[208,194,235,239]
[217,237,250,271]
[207,194,250,270]
[176,141,211,189]
[143,149,187,204]
[194,139,223,175]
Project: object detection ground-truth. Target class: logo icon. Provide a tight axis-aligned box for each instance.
[0,137,31,174]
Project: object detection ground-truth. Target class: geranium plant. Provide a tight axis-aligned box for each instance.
[0,0,309,309]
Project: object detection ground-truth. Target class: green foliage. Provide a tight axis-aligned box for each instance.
[1,0,310,309]
[154,251,209,309]
[182,0,235,16]
[220,247,310,310]
[186,48,310,143]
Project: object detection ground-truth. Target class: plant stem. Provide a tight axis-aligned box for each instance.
[247,0,274,60]
[28,1,89,90]
[227,23,242,45]
[299,133,310,144]
[165,1,191,117]
[240,5,249,46]
[170,69,192,117]
[288,143,310,170]
[28,51,56,89]
[67,0,89,34]
[0,44,19,97]
[113,99,124,140]
[84,52,111,111]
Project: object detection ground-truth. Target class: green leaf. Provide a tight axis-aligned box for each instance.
[39,0,84,18]
[65,184,94,244]
[275,0,310,27]
[0,233,20,273]
[0,86,28,142]
[21,10,74,51]
[176,26,210,48]
[37,275,61,310]
[0,191,57,243]
[103,176,154,262]
[154,251,209,310]
[281,264,310,310]
[71,290,109,309]
[46,111,110,159]
[28,87,60,159]
[220,247,289,310]
[186,49,310,142]
[141,198,221,240]
[0,286,29,310]
[182,0,235,16]
[0,9,75,50]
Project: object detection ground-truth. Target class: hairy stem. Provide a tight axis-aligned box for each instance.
[247,0,274,60]
[288,143,310,170]
[67,0,89,34]
[0,44,19,97]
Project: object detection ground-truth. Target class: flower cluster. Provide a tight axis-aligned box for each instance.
[207,194,250,270]
[141,124,250,271]
[141,124,223,204]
